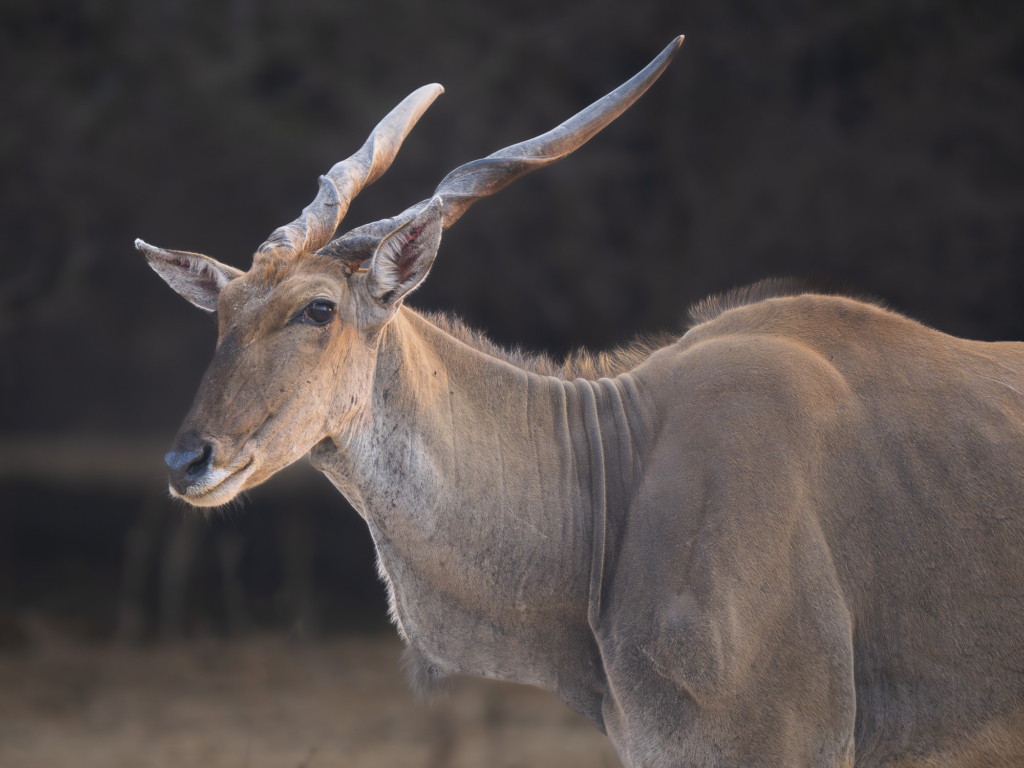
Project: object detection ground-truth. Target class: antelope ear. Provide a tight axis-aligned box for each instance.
[366,198,443,305]
[135,239,244,312]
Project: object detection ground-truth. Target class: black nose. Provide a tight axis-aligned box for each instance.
[165,435,214,494]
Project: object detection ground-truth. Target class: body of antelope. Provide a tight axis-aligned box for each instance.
[137,38,1024,766]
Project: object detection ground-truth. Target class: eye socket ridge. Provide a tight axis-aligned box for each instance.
[297,298,336,326]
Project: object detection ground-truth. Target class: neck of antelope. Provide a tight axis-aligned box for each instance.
[309,307,651,722]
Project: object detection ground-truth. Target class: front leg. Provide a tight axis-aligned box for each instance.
[598,604,855,767]
[593,495,856,765]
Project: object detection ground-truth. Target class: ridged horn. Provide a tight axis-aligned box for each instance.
[258,83,444,257]
[317,36,684,272]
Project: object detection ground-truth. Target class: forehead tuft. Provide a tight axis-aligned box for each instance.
[253,249,295,282]
[253,249,348,281]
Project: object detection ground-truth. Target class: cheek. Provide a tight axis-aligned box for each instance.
[263,328,332,389]
[323,326,368,377]
[321,331,375,420]
[250,326,373,444]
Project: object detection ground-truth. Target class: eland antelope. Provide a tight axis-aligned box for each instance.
[137,37,1024,767]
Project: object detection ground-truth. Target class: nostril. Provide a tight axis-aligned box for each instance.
[165,449,201,472]
[165,437,216,495]
[186,444,213,476]
[165,439,214,481]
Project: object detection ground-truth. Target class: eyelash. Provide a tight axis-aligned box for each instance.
[298,299,336,326]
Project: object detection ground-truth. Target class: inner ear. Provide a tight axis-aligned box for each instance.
[393,225,430,284]
[136,239,244,311]
[367,199,443,305]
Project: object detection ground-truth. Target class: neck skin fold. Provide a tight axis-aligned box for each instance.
[309,308,652,723]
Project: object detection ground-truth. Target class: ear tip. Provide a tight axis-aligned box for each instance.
[134,238,151,252]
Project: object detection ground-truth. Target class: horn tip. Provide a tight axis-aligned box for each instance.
[653,35,685,68]
[415,83,445,100]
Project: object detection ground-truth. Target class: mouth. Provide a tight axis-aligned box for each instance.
[170,457,257,507]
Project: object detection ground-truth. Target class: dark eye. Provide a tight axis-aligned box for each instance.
[302,300,336,325]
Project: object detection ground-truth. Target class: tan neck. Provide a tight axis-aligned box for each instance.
[311,307,650,720]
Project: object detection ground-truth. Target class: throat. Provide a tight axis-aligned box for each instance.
[312,309,651,721]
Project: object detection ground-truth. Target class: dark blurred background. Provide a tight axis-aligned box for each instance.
[1,0,1022,650]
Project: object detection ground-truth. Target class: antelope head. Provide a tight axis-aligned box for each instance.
[139,37,683,507]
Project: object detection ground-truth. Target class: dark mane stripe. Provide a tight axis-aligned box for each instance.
[686,277,888,328]
[686,277,809,327]
[416,310,678,380]
[418,279,884,380]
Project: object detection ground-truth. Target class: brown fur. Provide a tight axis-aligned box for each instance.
[418,309,679,380]
[418,277,879,381]
[139,37,1024,765]
[686,277,894,328]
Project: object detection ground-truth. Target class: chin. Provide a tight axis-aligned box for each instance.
[170,459,259,508]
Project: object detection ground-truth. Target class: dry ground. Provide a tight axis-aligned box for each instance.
[0,632,621,768]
